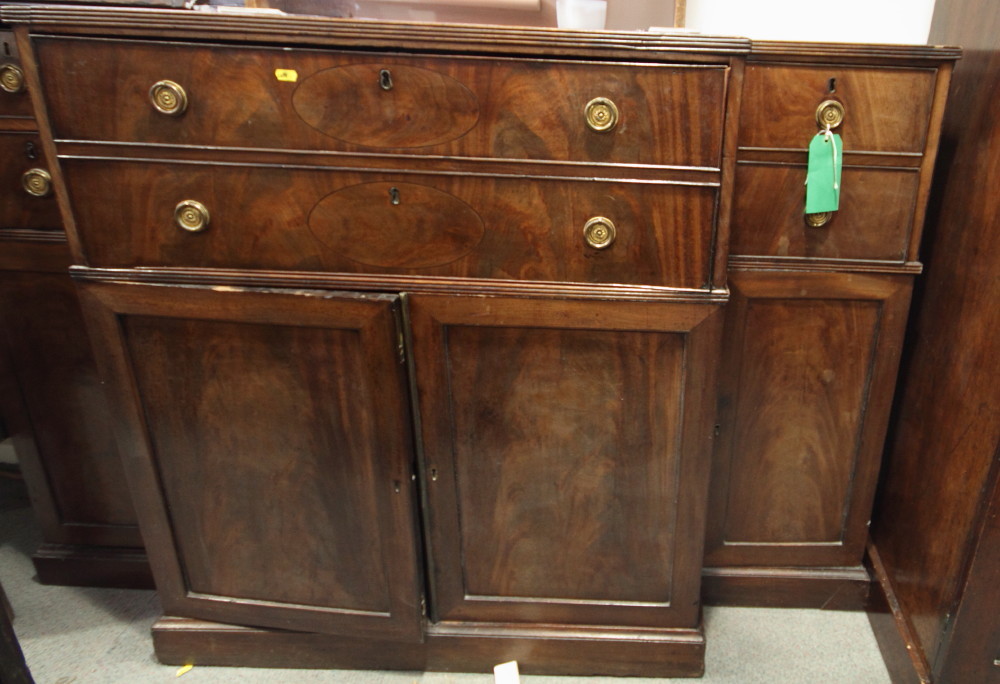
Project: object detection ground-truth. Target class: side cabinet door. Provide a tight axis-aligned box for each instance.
[409,294,723,629]
[705,271,913,568]
[79,281,423,641]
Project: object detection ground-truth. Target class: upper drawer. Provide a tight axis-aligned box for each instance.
[34,37,728,168]
[739,64,937,153]
[0,31,33,120]
[61,159,716,289]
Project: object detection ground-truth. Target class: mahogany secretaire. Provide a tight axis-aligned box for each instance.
[0,3,959,676]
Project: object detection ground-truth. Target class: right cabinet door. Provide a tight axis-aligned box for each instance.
[409,294,722,629]
[705,271,912,567]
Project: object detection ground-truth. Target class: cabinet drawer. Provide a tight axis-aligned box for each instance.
[63,159,715,288]
[36,37,727,168]
[739,64,936,153]
[731,164,918,261]
[0,31,32,120]
[0,132,62,231]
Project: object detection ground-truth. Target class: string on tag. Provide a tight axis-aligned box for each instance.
[824,124,840,191]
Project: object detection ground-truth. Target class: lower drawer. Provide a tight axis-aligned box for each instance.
[63,159,717,288]
[731,163,919,261]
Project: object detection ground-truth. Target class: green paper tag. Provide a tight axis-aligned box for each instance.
[805,132,842,214]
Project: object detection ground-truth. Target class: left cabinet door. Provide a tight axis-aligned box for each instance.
[79,281,423,641]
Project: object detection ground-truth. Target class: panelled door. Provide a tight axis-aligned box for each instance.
[409,293,724,629]
[79,281,423,640]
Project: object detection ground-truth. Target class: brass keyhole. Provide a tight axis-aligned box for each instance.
[389,187,401,205]
[380,69,393,91]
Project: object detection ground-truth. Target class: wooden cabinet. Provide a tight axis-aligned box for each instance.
[5,6,746,676]
[0,31,149,588]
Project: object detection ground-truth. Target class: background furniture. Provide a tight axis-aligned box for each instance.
[0,26,150,589]
[867,0,1000,681]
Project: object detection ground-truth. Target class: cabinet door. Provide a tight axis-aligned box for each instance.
[409,294,722,629]
[705,271,912,568]
[79,281,423,640]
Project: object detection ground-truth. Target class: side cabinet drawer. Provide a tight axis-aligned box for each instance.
[0,132,62,231]
[738,64,936,153]
[35,37,728,167]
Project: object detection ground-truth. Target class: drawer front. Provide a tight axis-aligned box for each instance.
[732,164,918,261]
[36,37,728,167]
[0,31,33,120]
[0,132,62,231]
[739,64,936,153]
[63,160,715,288]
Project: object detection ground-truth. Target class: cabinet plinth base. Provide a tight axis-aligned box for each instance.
[702,566,871,610]
[152,616,706,677]
[32,543,154,590]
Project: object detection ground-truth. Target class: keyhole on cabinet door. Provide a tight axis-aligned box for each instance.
[3,41,10,57]
[24,141,37,160]
[430,467,438,482]
[828,77,837,93]
[389,187,401,205]
[380,69,393,91]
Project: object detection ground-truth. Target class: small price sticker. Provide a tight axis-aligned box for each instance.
[274,68,298,83]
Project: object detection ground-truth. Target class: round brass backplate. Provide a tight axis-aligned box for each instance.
[150,80,188,116]
[0,63,25,94]
[815,99,845,130]
[585,97,619,133]
[21,168,52,198]
[583,216,616,249]
[805,211,832,228]
[174,200,210,233]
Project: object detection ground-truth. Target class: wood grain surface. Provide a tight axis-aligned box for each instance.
[411,294,722,628]
[35,36,727,167]
[738,64,936,153]
[0,132,61,230]
[706,271,912,568]
[79,282,423,640]
[62,159,717,289]
[731,163,918,261]
[868,0,1000,681]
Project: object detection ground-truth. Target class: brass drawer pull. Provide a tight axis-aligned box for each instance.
[21,168,52,197]
[150,80,188,116]
[815,99,845,130]
[805,211,832,228]
[583,216,616,249]
[585,97,619,133]
[174,200,210,233]
[0,63,25,94]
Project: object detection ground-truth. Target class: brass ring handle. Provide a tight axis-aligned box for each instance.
[0,63,25,94]
[174,200,210,233]
[585,97,619,133]
[583,216,616,249]
[21,168,52,198]
[150,80,188,116]
[805,212,832,228]
[815,100,845,130]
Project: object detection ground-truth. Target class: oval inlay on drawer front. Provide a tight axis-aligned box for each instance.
[308,182,485,268]
[293,64,480,148]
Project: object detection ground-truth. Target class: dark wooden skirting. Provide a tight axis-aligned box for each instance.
[152,616,705,677]
[702,566,871,610]
[864,541,931,684]
[32,543,154,590]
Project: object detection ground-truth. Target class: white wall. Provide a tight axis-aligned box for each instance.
[685,0,936,44]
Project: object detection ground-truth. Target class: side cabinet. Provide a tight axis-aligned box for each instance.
[0,29,149,587]
[78,281,424,640]
[702,45,957,608]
